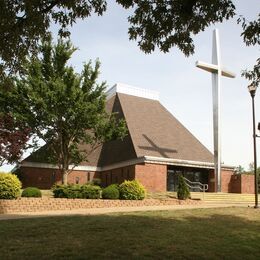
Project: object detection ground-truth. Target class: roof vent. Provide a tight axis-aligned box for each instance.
[106,83,159,101]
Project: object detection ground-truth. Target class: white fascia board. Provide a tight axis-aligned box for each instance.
[144,156,215,169]
[20,162,101,172]
[20,157,234,172]
[143,156,235,170]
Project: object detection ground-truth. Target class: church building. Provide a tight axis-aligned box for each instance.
[18,83,246,193]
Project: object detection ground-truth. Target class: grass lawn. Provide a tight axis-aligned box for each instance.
[0,207,259,259]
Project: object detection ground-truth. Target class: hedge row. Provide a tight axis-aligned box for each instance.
[52,180,146,200]
[0,173,146,201]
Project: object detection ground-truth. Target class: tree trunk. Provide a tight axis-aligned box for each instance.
[62,169,69,185]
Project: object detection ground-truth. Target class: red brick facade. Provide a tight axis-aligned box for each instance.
[230,174,254,194]
[135,163,167,192]
[19,163,254,194]
[20,167,99,189]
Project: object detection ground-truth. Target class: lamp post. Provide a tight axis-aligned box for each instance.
[248,84,258,208]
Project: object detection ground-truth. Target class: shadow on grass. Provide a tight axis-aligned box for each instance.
[0,208,259,259]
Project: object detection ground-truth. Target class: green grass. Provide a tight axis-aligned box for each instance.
[0,207,259,259]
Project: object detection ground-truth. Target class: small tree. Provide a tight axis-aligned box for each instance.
[15,38,127,184]
[0,114,30,166]
[177,175,190,200]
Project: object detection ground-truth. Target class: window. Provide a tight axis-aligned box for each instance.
[75,177,80,184]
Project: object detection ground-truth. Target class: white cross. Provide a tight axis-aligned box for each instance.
[196,29,235,192]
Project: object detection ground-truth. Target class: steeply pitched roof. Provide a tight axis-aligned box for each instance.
[23,87,213,167]
[117,93,213,163]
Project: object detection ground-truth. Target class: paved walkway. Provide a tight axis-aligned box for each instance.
[0,203,252,221]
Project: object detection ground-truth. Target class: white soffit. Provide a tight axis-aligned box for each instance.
[106,83,160,101]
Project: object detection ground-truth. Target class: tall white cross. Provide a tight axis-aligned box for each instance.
[196,29,235,192]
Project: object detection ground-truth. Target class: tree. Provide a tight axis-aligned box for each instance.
[0,114,30,166]
[14,38,127,184]
[0,78,31,166]
[0,0,107,74]
[0,1,258,85]
[235,165,245,174]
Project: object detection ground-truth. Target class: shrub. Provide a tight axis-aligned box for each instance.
[102,184,120,199]
[52,184,69,198]
[88,178,101,186]
[0,173,21,199]
[177,175,190,200]
[119,180,146,200]
[81,184,101,199]
[52,184,82,199]
[22,187,42,198]
[52,184,101,199]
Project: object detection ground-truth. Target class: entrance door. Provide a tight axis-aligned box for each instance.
[167,169,182,191]
[167,167,209,192]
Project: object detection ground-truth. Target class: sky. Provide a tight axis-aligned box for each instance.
[1,0,259,172]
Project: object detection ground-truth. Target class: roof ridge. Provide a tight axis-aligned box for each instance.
[117,93,138,160]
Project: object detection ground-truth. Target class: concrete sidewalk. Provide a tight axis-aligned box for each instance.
[0,203,251,221]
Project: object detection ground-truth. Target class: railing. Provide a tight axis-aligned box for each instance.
[183,177,209,200]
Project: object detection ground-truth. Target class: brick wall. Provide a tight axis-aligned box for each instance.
[100,165,135,187]
[135,163,167,192]
[0,198,201,214]
[20,167,99,189]
[221,169,234,193]
[230,174,254,194]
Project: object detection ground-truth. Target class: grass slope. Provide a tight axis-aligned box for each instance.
[0,207,259,259]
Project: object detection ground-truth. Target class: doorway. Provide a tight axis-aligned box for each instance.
[167,166,209,192]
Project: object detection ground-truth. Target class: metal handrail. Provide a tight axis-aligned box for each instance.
[183,177,208,200]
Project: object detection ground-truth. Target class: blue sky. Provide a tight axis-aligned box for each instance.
[1,0,259,171]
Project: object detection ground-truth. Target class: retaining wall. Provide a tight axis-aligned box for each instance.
[0,198,201,214]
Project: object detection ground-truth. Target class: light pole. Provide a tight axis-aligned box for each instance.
[248,84,258,208]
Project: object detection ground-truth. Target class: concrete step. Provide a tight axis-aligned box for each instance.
[190,192,256,203]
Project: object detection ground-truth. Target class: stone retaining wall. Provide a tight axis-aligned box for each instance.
[0,198,201,214]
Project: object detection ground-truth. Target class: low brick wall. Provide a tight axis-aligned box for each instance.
[0,198,201,214]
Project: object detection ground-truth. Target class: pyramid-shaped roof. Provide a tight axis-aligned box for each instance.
[22,84,213,168]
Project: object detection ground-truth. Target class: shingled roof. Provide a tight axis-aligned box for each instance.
[23,84,213,168]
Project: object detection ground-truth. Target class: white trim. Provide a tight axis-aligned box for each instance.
[144,156,215,169]
[20,156,235,172]
[105,83,159,101]
[20,162,101,172]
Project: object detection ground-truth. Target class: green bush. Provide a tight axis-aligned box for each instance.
[52,184,101,199]
[102,184,120,199]
[52,184,82,199]
[0,173,21,199]
[22,187,42,198]
[52,184,68,198]
[88,178,101,186]
[81,184,101,199]
[177,175,190,200]
[119,180,146,200]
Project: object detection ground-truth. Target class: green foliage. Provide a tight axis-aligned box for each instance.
[52,184,101,199]
[88,178,102,187]
[0,173,21,199]
[119,180,146,200]
[21,187,42,198]
[118,0,235,55]
[102,184,120,200]
[235,165,245,174]
[81,185,101,199]
[177,175,190,200]
[0,1,107,73]
[14,39,127,184]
